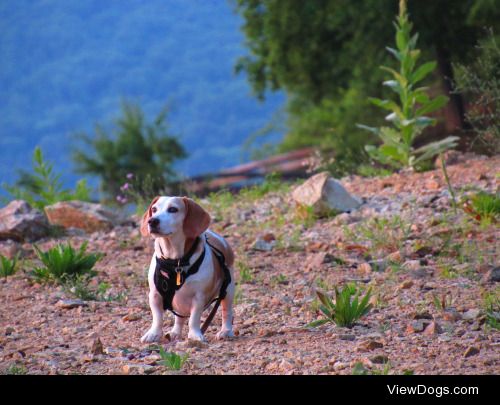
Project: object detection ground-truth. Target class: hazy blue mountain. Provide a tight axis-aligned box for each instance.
[0,0,284,196]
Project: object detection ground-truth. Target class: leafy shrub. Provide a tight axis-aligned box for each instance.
[62,276,126,302]
[32,242,103,284]
[358,0,458,170]
[462,191,500,223]
[73,101,186,201]
[307,284,373,328]
[453,29,500,154]
[2,147,92,209]
[159,347,189,371]
[0,254,19,278]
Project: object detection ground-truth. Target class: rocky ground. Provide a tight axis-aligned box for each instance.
[0,153,499,375]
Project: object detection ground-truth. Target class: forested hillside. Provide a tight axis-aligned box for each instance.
[0,0,284,190]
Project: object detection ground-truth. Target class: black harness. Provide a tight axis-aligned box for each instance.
[154,235,232,330]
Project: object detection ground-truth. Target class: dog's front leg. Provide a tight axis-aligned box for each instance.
[140,289,164,343]
[187,298,206,342]
[167,315,186,341]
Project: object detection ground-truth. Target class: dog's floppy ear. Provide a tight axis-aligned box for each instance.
[140,196,160,237]
[182,196,211,238]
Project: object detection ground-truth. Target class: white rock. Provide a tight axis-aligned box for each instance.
[291,172,361,215]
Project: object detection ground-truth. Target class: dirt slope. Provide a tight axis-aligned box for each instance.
[1,154,499,375]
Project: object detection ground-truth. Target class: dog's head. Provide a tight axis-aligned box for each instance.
[140,196,211,239]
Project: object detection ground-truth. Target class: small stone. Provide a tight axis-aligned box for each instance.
[90,337,104,355]
[399,280,414,290]
[409,268,433,279]
[56,299,87,309]
[427,180,441,191]
[462,309,481,321]
[0,241,21,259]
[358,340,384,351]
[251,238,276,252]
[406,320,430,334]
[278,359,294,372]
[442,309,461,322]
[261,233,276,242]
[413,311,433,320]
[339,334,356,341]
[423,321,443,336]
[386,251,403,263]
[370,355,389,364]
[358,262,372,274]
[486,267,500,283]
[307,252,337,271]
[402,260,421,271]
[333,361,347,371]
[463,346,480,358]
[122,313,141,322]
[5,326,15,335]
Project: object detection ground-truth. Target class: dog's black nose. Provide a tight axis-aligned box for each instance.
[148,217,160,228]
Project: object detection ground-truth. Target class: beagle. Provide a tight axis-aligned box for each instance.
[139,196,236,343]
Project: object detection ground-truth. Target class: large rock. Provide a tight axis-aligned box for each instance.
[291,172,361,216]
[44,200,120,233]
[0,200,51,242]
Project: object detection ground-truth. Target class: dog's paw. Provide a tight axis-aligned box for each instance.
[187,330,207,343]
[216,329,235,340]
[140,328,163,343]
[166,329,182,341]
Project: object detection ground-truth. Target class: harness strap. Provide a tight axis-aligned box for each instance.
[200,238,232,333]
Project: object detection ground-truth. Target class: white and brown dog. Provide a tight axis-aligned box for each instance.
[139,196,235,343]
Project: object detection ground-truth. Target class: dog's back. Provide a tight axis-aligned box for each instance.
[205,230,234,268]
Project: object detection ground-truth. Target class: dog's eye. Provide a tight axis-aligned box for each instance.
[151,207,157,213]
[167,207,178,213]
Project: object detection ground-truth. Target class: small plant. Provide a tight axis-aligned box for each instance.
[32,242,103,284]
[293,204,318,228]
[483,290,500,330]
[0,254,19,278]
[357,0,458,170]
[307,284,373,328]
[238,172,288,201]
[352,361,391,375]
[270,274,288,286]
[2,146,91,209]
[159,347,189,371]
[354,215,412,254]
[432,293,453,311]
[237,260,254,283]
[3,363,27,375]
[462,191,500,223]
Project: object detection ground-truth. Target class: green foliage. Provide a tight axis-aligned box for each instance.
[3,364,27,375]
[0,254,19,278]
[483,290,500,330]
[237,260,254,283]
[307,284,373,328]
[454,30,500,154]
[238,172,288,201]
[2,147,92,209]
[358,0,458,170]
[235,0,495,174]
[32,242,103,284]
[159,347,189,371]
[352,361,391,375]
[73,101,186,201]
[463,191,500,223]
